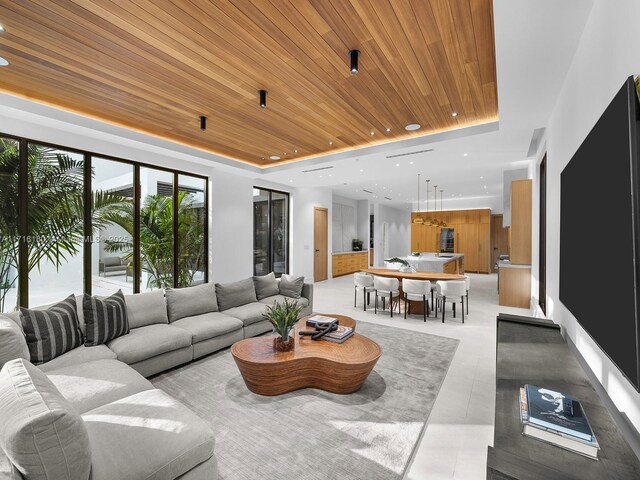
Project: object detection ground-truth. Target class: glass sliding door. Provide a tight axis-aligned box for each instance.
[253,188,289,277]
[91,157,134,296]
[0,138,19,312]
[27,144,85,306]
[177,175,206,287]
[139,167,174,291]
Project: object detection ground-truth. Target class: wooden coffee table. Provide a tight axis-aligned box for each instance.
[231,314,381,396]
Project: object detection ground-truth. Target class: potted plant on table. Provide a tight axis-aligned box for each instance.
[264,298,304,352]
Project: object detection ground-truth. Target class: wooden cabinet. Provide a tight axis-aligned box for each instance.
[510,180,532,265]
[332,251,369,277]
[411,208,491,273]
[499,267,531,308]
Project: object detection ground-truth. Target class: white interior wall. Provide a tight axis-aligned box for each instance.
[375,204,411,262]
[356,199,370,250]
[291,187,333,281]
[543,0,640,434]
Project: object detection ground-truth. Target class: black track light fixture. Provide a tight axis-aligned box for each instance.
[199,115,207,131]
[259,90,267,109]
[349,50,360,75]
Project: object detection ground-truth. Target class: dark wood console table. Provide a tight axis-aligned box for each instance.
[488,314,640,479]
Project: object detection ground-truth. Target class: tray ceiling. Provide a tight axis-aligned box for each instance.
[0,0,498,167]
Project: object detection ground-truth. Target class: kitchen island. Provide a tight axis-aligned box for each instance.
[394,253,465,274]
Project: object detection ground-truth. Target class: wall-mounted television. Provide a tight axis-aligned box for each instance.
[560,76,640,390]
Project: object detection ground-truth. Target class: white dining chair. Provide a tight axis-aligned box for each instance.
[402,279,431,322]
[435,280,466,323]
[373,276,400,317]
[354,272,374,311]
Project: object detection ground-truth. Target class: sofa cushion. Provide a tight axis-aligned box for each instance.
[253,272,280,300]
[171,312,243,343]
[279,274,305,298]
[259,294,309,309]
[215,278,257,311]
[165,283,218,322]
[39,344,117,373]
[107,324,192,365]
[102,256,122,267]
[20,294,83,365]
[223,302,269,327]
[125,290,169,329]
[46,358,154,414]
[0,315,29,370]
[82,389,215,480]
[83,290,129,346]
[0,359,91,480]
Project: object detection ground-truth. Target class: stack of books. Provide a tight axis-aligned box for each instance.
[305,315,354,344]
[519,384,600,459]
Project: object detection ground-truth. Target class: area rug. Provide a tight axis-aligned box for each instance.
[151,322,459,480]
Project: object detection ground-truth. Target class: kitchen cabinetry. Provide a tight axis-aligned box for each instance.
[332,251,369,277]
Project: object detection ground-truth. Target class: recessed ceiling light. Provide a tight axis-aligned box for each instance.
[359,169,364,172]
[289,179,293,182]
[451,112,458,117]
[319,175,323,178]
[328,174,332,177]
[395,163,400,167]
[374,183,378,186]
[0,25,5,33]
[409,161,414,165]
[261,157,265,160]
[283,153,287,156]
[483,185,487,189]
[385,128,391,132]
[480,176,484,179]
[382,186,386,190]
[463,153,468,157]
[370,131,375,136]
[269,155,280,160]
[294,149,298,153]
[405,123,421,131]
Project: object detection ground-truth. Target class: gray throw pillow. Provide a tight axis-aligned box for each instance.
[125,290,169,328]
[279,274,304,299]
[253,272,280,300]
[215,278,257,311]
[165,283,218,322]
[20,295,83,365]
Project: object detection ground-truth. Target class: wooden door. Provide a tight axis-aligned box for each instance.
[491,214,509,273]
[478,223,491,273]
[510,180,532,265]
[456,224,479,272]
[314,207,328,282]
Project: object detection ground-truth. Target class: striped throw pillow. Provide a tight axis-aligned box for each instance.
[20,295,83,365]
[83,290,130,346]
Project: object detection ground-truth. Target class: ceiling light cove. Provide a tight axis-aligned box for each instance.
[405,123,421,131]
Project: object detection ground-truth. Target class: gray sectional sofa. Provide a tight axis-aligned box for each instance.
[0,275,313,480]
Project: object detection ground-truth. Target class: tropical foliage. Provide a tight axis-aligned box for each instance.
[103,191,205,289]
[0,139,129,310]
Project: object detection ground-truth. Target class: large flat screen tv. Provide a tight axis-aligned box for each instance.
[560,76,640,390]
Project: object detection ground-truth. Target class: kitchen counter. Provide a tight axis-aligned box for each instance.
[394,253,465,274]
[498,260,531,269]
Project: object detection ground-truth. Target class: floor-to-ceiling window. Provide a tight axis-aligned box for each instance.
[0,137,20,312]
[178,175,206,287]
[91,157,134,296]
[0,132,208,312]
[27,144,85,307]
[253,187,289,277]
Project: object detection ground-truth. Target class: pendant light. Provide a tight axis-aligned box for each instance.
[199,115,207,131]
[349,50,360,75]
[259,90,267,109]
[439,189,447,227]
[413,174,424,223]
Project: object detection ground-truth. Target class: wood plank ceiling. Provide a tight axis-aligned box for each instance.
[0,0,497,167]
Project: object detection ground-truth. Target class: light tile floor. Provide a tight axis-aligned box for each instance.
[312,272,531,480]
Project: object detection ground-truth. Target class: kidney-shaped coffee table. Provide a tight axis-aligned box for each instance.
[231,314,381,396]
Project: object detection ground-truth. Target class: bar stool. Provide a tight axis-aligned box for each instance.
[373,276,400,317]
[402,279,431,322]
[354,272,374,311]
[435,280,466,323]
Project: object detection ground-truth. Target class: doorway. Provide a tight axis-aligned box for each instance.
[314,207,328,282]
[490,214,509,273]
[539,154,547,314]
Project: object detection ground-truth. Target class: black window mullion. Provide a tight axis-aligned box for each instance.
[173,173,179,288]
[204,179,209,283]
[18,139,28,309]
[83,154,92,295]
[133,165,141,294]
[268,191,273,275]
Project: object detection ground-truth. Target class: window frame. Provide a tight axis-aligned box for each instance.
[253,186,290,277]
